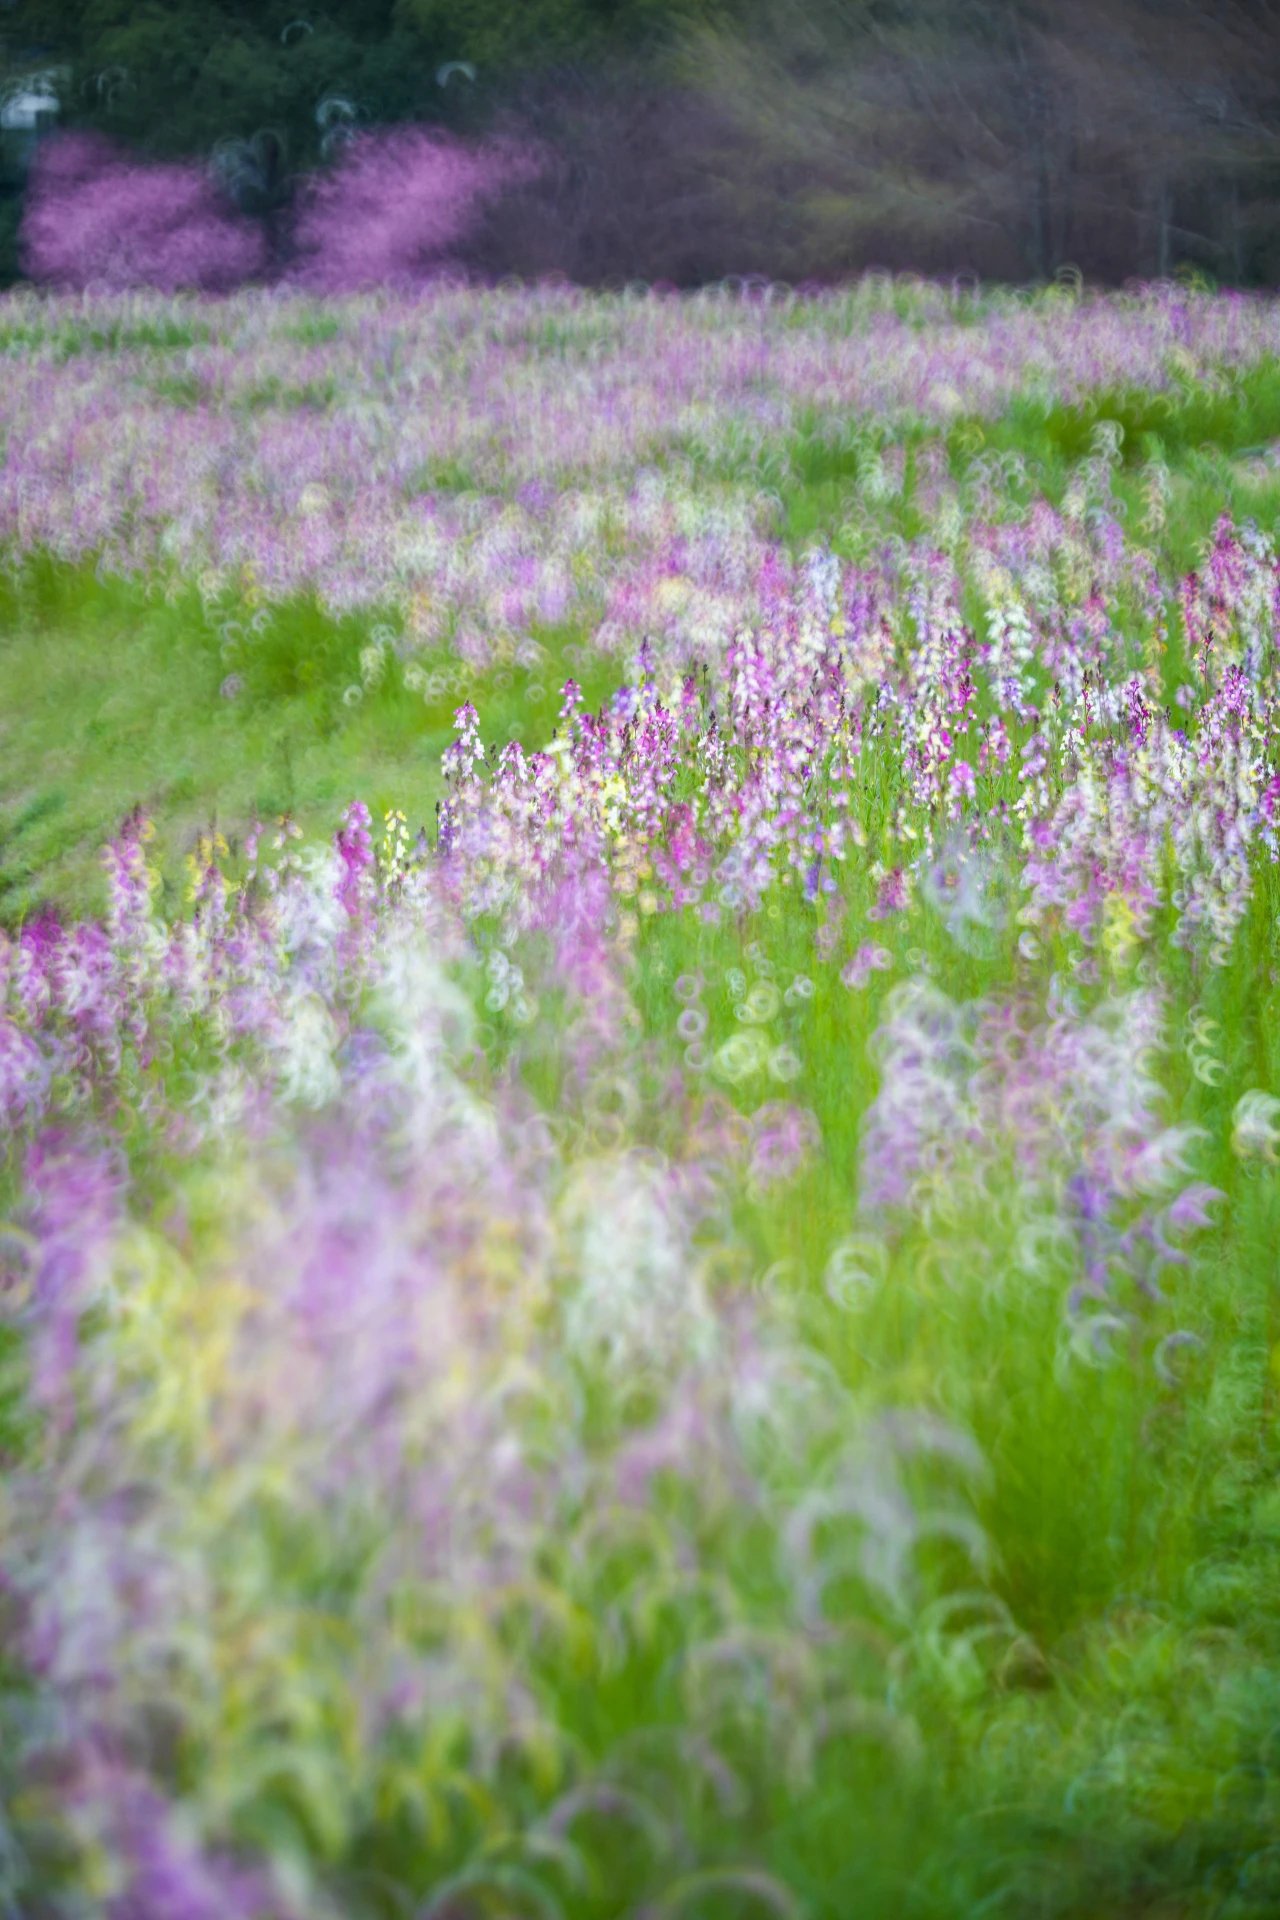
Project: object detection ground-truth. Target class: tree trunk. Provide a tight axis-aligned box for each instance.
[1226,172,1244,282]
[1153,175,1172,276]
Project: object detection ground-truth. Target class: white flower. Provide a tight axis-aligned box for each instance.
[1232,1090,1280,1163]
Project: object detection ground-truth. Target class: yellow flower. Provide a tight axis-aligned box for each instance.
[1101,890,1138,968]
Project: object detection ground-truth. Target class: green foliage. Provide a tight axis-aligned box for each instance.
[10,0,424,164]
[3,0,721,172]
[981,364,1280,474]
[0,561,617,920]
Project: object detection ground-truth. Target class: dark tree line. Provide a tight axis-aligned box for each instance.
[685,0,1280,285]
[2,0,1278,287]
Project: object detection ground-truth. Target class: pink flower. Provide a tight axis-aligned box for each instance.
[949,759,977,804]
[869,867,910,921]
[22,134,266,292]
[841,943,893,990]
[286,129,540,293]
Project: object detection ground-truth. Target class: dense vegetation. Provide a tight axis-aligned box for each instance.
[3,279,1280,1916]
[3,0,1279,286]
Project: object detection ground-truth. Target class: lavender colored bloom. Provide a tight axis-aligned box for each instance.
[287,129,538,293]
[22,135,266,293]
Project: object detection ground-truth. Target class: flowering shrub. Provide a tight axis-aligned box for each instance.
[20,134,267,293]
[286,127,541,292]
[20,127,537,296]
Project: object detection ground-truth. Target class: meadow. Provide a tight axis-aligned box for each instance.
[4,277,1280,1918]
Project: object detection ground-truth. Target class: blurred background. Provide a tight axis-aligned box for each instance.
[1,0,1278,289]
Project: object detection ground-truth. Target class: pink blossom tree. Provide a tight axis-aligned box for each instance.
[284,127,540,294]
[21,133,267,293]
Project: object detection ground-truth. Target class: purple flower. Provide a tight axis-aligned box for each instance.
[23,134,266,292]
[841,943,893,991]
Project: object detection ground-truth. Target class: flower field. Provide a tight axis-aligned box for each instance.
[4,278,1280,1917]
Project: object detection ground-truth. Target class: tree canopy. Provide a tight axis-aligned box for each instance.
[2,0,1278,287]
[2,0,723,166]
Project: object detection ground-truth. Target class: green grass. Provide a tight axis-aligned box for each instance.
[606,874,1280,1918]
[0,559,618,920]
[777,362,1280,556]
